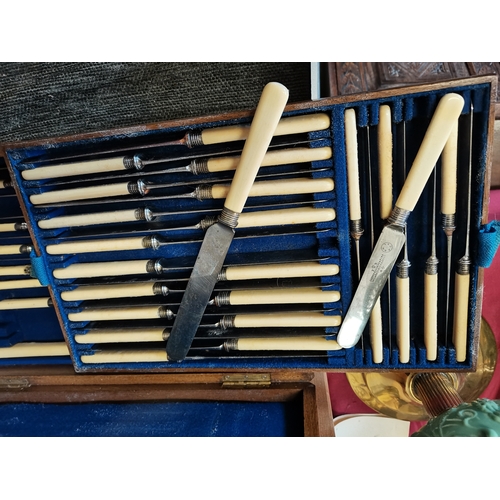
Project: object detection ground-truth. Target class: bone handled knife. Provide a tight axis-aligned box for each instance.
[80,336,341,364]
[53,259,340,280]
[337,93,465,349]
[22,113,330,179]
[0,342,69,359]
[165,82,290,361]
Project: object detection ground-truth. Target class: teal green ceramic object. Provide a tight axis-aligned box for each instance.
[413,399,500,437]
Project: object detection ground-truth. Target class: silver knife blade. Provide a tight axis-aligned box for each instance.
[337,224,405,348]
[154,222,234,359]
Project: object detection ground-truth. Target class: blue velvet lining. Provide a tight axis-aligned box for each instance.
[0,400,304,437]
[0,157,69,362]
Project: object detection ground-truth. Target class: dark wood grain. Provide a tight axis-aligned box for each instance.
[0,365,333,436]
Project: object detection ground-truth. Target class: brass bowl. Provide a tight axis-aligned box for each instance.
[346,318,497,421]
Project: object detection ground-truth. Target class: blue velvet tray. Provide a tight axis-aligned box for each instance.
[0,400,304,436]
[1,75,495,373]
[0,157,71,365]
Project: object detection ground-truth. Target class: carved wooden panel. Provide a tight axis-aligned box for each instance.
[378,62,469,87]
[328,62,497,103]
[327,62,500,187]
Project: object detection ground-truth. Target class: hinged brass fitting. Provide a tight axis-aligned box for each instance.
[222,373,271,388]
[0,377,31,391]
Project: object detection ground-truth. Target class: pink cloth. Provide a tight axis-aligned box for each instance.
[328,189,500,434]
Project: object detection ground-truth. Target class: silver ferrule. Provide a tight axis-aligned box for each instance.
[146,259,164,274]
[457,255,471,275]
[217,268,227,281]
[2,180,12,188]
[19,244,33,254]
[397,258,411,279]
[213,291,230,307]
[127,179,149,196]
[189,159,209,175]
[349,219,364,240]
[200,216,218,231]
[153,282,170,296]
[218,315,235,329]
[441,213,456,237]
[387,206,411,228]
[162,328,170,341]
[194,185,213,201]
[218,207,239,229]
[185,130,203,148]
[123,156,135,170]
[425,256,439,275]
[142,236,161,250]
[223,339,238,351]
[15,222,28,231]
[158,307,175,320]
[135,207,155,222]
[133,155,145,171]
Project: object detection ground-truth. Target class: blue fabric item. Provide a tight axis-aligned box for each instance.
[0,400,304,437]
[29,249,50,285]
[478,221,500,268]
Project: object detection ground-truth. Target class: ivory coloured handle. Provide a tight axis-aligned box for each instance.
[201,113,330,145]
[226,287,340,305]
[0,297,51,310]
[224,261,339,281]
[46,236,145,255]
[76,331,342,351]
[75,327,166,344]
[424,272,438,361]
[232,312,341,328]
[211,177,333,199]
[206,146,332,173]
[223,82,289,214]
[38,209,139,229]
[0,279,43,291]
[53,259,150,279]
[236,207,335,228]
[344,109,361,221]
[30,181,131,205]
[0,245,27,255]
[441,120,458,216]
[68,306,164,322]
[0,265,31,276]
[0,342,69,359]
[22,157,128,181]
[377,105,393,220]
[0,223,17,233]
[369,297,383,363]
[395,93,464,212]
[80,336,342,363]
[396,275,410,363]
[82,349,169,364]
[235,336,341,351]
[453,272,470,362]
[62,282,157,301]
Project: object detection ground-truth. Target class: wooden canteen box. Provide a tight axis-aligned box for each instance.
[0,74,496,377]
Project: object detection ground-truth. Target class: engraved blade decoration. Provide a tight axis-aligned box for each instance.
[164,222,234,360]
[338,224,406,347]
[337,92,465,349]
